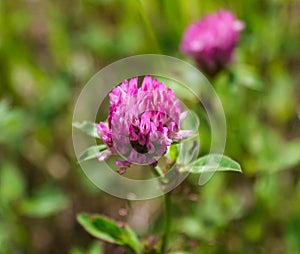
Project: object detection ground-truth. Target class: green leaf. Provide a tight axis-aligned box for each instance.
[77,214,124,245]
[185,154,242,174]
[0,163,26,202]
[69,241,104,254]
[77,213,143,254]
[87,241,104,254]
[123,225,144,254]
[20,187,69,217]
[169,144,178,163]
[79,145,107,162]
[73,121,99,138]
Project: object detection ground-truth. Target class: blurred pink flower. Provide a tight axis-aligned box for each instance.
[180,9,244,76]
[96,76,192,173]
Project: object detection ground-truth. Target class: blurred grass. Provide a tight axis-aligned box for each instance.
[0,0,300,253]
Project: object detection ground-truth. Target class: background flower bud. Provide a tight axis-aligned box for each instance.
[180,9,244,76]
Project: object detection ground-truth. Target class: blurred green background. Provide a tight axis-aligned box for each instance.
[1,0,300,253]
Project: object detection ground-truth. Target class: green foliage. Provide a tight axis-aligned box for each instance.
[70,241,104,254]
[0,100,28,150]
[186,154,242,173]
[0,163,26,203]
[0,0,300,253]
[78,145,107,162]
[168,144,179,163]
[20,186,69,218]
[73,121,100,139]
[228,64,264,91]
[77,214,143,254]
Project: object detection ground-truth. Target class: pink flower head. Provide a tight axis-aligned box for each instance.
[96,76,192,173]
[180,9,244,76]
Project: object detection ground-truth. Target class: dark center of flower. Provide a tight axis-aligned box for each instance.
[129,124,149,154]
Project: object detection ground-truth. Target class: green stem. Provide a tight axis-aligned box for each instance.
[160,191,172,253]
[151,166,164,178]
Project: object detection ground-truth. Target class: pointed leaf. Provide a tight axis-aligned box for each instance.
[77,213,143,254]
[79,145,107,162]
[77,214,125,245]
[124,225,144,254]
[73,121,99,138]
[186,154,242,174]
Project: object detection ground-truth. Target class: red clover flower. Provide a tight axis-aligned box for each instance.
[96,76,192,173]
[180,9,244,76]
